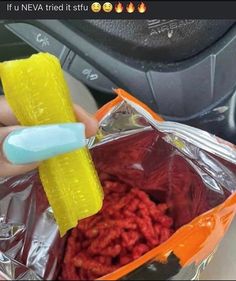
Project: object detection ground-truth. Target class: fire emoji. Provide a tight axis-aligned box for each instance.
[115,2,124,13]
[126,2,135,13]
[138,2,147,13]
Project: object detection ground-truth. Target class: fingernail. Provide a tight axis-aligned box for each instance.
[3,123,86,165]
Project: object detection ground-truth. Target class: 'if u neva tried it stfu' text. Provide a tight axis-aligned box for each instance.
[6,3,89,12]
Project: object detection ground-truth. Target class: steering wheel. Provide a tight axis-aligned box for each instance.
[3,19,236,142]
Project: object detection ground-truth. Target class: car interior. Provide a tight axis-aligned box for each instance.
[0,19,236,280]
[0,19,235,143]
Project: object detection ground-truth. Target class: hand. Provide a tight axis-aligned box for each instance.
[0,96,98,177]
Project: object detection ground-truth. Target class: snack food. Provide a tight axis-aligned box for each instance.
[0,53,103,236]
[0,57,235,280]
[61,179,173,280]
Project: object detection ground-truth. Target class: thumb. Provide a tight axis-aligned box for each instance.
[0,123,86,177]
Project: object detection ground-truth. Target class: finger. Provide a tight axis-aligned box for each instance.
[0,96,98,137]
[0,96,19,126]
[0,126,38,177]
[73,104,98,137]
[0,123,86,178]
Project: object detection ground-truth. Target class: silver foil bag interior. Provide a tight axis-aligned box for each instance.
[0,99,236,280]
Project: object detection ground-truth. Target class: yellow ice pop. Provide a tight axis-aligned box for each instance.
[0,53,104,236]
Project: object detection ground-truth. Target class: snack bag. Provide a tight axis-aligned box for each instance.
[0,56,235,280]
